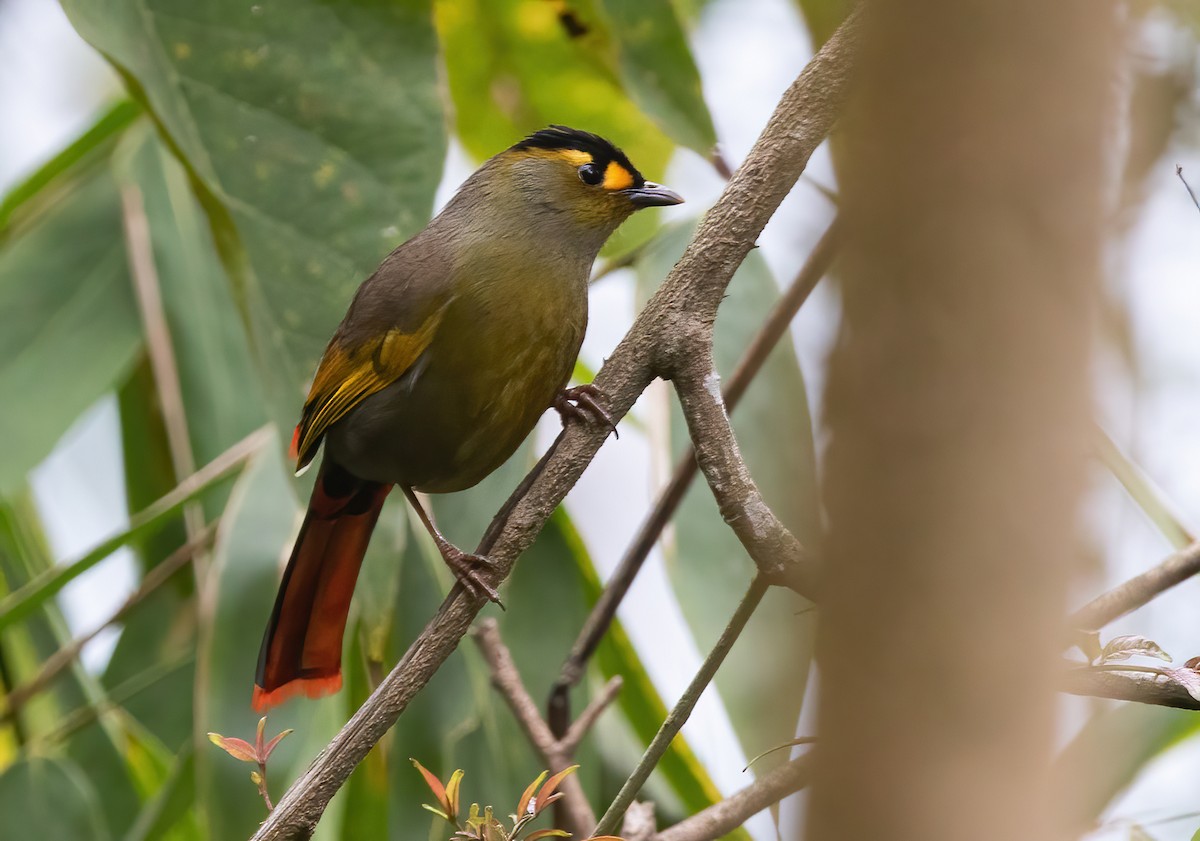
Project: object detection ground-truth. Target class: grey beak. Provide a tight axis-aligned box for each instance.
[623,182,684,208]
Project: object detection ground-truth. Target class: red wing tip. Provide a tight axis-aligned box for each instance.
[288,425,301,462]
[251,673,343,712]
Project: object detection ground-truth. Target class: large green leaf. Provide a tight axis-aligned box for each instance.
[637,220,820,766]
[594,0,717,154]
[62,0,448,431]
[0,99,139,237]
[436,0,673,256]
[0,170,142,494]
[0,756,110,840]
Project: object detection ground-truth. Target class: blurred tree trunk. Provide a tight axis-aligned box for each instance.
[807,2,1116,840]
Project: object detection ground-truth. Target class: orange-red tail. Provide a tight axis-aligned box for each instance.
[253,460,390,711]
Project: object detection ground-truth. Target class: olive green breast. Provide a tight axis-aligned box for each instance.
[325,239,589,492]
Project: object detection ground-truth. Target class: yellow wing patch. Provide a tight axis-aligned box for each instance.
[292,309,444,471]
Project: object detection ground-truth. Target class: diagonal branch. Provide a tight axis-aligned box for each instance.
[671,355,818,594]
[1069,539,1200,631]
[548,220,838,736]
[592,575,769,837]
[1061,666,1200,710]
[653,754,812,841]
[250,11,861,838]
[472,619,620,838]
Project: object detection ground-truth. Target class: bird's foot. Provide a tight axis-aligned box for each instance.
[554,384,618,438]
[436,539,504,607]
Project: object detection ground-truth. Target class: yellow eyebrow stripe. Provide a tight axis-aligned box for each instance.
[602,161,634,191]
[557,149,593,166]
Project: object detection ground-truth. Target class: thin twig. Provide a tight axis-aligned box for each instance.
[251,12,860,836]
[471,618,620,838]
[1069,540,1200,630]
[121,185,206,562]
[656,754,812,841]
[548,219,838,736]
[1176,165,1200,214]
[1,523,217,719]
[592,575,769,837]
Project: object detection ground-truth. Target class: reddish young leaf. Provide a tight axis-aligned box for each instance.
[207,733,258,764]
[535,766,579,814]
[261,728,294,763]
[411,758,451,815]
[517,771,549,817]
[525,830,570,840]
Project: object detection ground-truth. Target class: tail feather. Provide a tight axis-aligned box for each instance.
[253,460,390,711]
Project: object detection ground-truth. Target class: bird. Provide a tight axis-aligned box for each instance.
[253,126,683,711]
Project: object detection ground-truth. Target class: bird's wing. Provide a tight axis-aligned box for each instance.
[290,307,445,473]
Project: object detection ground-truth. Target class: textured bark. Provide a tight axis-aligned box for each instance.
[806,2,1116,840]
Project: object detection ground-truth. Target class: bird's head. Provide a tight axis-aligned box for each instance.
[494,126,683,237]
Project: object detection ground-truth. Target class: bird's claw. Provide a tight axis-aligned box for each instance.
[555,384,618,438]
[440,543,504,607]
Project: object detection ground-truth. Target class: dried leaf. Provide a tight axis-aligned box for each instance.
[207,733,258,764]
[1165,666,1200,703]
[535,766,579,814]
[518,771,548,816]
[1100,635,1172,664]
[1185,656,1200,670]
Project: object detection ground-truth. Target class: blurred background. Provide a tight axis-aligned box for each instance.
[2,0,1200,839]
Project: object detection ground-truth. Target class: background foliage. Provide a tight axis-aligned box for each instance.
[5,0,1200,839]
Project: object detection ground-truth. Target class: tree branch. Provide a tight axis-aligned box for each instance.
[1061,666,1200,710]
[548,220,838,736]
[592,576,769,837]
[251,11,860,837]
[471,619,619,838]
[672,357,817,594]
[1069,539,1200,631]
[655,754,812,841]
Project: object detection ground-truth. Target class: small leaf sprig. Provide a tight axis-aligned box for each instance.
[411,759,624,841]
[208,716,293,811]
[1074,632,1200,703]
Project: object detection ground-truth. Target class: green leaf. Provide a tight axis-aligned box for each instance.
[637,219,820,766]
[0,169,142,494]
[594,0,717,153]
[0,99,140,237]
[436,0,673,257]
[125,744,202,841]
[0,756,111,840]
[1093,427,1194,551]
[112,124,266,472]
[0,430,262,633]
[1055,702,1200,831]
[61,0,448,432]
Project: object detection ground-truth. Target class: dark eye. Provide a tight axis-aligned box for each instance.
[578,163,603,186]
